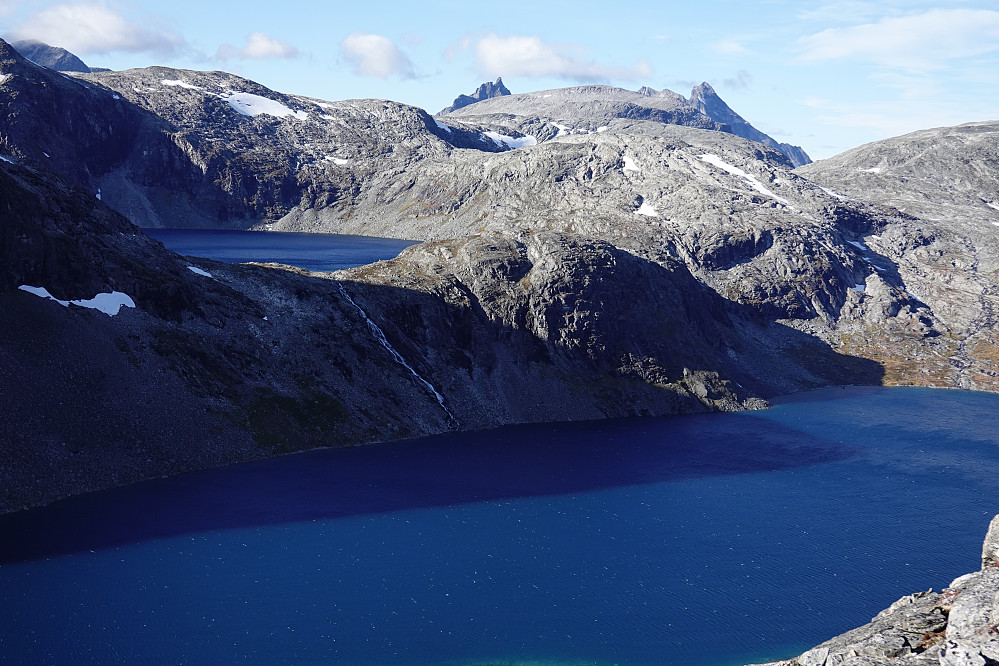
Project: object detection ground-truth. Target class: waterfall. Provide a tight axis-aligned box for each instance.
[336,282,458,428]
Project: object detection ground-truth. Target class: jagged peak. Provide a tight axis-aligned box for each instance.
[439,77,512,115]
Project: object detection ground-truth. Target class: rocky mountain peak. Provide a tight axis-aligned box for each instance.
[438,77,512,114]
[689,81,811,167]
[10,39,94,73]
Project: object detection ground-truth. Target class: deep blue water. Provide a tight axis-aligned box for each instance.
[144,229,417,272]
[1,386,998,665]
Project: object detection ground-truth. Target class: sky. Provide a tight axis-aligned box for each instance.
[3,0,999,160]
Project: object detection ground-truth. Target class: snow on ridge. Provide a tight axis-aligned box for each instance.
[635,201,659,217]
[18,285,136,316]
[162,79,202,90]
[622,155,640,172]
[818,185,845,200]
[224,92,308,120]
[698,153,790,205]
[483,131,537,149]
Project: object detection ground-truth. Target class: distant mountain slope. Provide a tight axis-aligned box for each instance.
[10,39,94,72]
[439,77,511,114]
[444,81,811,166]
[797,121,999,348]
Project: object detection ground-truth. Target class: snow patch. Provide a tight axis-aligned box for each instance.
[622,155,640,172]
[224,92,308,120]
[0,154,13,163]
[161,79,202,90]
[187,266,213,278]
[95,188,101,201]
[992,222,999,228]
[596,126,609,133]
[635,201,659,217]
[325,156,350,165]
[0,73,11,86]
[818,186,845,200]
[847,240,867,251]
[553,123,570,136]
[698,153,790,205]
[18,285,136,316]
[483,131,537,149]
[986,202,999,212]
[112,94,120,100]
[861,167,882,173]
[851,283,866,292]
[433,118,452,133]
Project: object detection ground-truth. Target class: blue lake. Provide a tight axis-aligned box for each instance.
[1,386,998,664]
[144,229,418,272]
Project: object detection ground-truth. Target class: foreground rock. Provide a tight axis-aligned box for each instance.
[754,515,999,666]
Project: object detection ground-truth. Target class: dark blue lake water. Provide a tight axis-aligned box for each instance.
[144,229,417,271]
[1,386,997,665]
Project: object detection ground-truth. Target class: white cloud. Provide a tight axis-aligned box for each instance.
[217,32,298,61]
[473,34,653,82]
[798,9,999,70]
[9,3,184,56]
[339,32,414,79]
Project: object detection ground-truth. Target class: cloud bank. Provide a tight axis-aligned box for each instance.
[473,34,652,82]
[339,32,414,79]
[217,32,298,61]
[9,2,184,56]
[798,9,999,70]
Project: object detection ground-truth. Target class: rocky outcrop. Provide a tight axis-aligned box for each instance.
[439,77,511,114]
[754,515,999,666]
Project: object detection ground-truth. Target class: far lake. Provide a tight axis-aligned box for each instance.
[144,228,418,271]
[1,386,997,665]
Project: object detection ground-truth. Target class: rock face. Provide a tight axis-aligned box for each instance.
[755,515,999,666]
[439,77,512,114]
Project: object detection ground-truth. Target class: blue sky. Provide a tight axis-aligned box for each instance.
[3,0,999,159]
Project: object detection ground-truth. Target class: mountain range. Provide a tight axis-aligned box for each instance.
[2,38,999,517]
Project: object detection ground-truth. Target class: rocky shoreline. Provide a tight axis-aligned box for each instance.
[754,515,999,666]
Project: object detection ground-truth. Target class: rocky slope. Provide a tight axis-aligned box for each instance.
[798,122,999,391]
[10,39,95,73]
[4,145,886,512]
[755,515,999,666]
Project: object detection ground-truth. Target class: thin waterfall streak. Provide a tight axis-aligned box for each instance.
[336,282,459,427]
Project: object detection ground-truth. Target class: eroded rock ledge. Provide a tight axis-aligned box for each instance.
[756,515,999,666]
